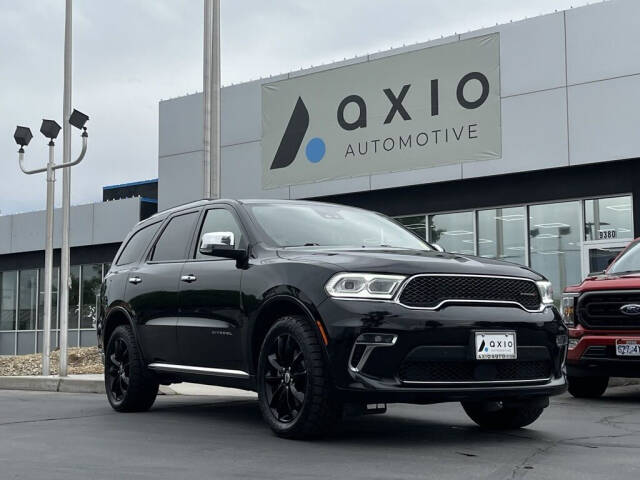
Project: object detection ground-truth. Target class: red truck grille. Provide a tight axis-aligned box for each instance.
[578,291,640,329]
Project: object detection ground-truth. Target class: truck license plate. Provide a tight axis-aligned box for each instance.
[475,332,517,360]
[616,340,640,357]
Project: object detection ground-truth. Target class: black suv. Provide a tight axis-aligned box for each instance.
[99,199,567,438]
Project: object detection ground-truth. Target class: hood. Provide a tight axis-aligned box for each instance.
[277,247,542,280]
[566,271,640,293]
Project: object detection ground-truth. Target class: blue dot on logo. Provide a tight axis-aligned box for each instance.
[305,137,326,163]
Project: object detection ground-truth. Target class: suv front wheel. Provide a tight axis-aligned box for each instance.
[462,399,546,429]
[105,325,159,412]
[257,315,340,438]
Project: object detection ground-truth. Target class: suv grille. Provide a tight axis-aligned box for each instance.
[579,291,640,329]
[399,360,551,383]
[398,275,541,310]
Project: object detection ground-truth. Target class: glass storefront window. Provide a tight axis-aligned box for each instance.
[38,267,59,330]
[395,215,427,240]
[529,201,582,302]
[477,207,526,265]
[1,271,17,331]
[584,196,633,241]
[18,269,38,330]
[428,212,474,254]
[80,264,102,329]
[68,265,80,330]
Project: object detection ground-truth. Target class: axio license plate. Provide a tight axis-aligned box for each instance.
[475,332,517,360]
[616,339,640,357]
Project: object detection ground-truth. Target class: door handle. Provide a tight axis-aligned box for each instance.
[128,276,142,285]
[180,274,197,283]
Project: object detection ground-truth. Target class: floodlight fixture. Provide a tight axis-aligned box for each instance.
[14,126,33,148]
[69,109,89,130]
[40,119,62,140]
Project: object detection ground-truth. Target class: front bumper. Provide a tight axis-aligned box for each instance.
[318,298,567,404]
[567,326,640,378]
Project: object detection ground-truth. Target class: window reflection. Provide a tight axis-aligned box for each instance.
[18,270,38,330]
[429,212,474,254]
[68,265,80,330]
[0,271,17,331]
[81,264,102,329]
[38,267,59,330]
[396,215,427,240]
[477,207,526,265]
[529,202,581,302]
[585,196,633,241]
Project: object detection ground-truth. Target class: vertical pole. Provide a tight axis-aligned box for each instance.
[203,0,221,199]
[59,0,73,377]
[42,143,55,376]
[211,0,221,199]
[203,0,211,199]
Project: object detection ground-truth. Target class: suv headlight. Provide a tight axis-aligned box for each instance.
[561,294,578,327]
[325,273,406,300]
[536,280,554,306]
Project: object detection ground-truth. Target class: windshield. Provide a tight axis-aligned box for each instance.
[609,240,640,274]
[246,203,430,250]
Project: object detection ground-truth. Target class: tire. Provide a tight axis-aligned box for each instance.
[462,400,546,430]
[105,325,159,412]
[567,375,609,398]
[257,315,339,439]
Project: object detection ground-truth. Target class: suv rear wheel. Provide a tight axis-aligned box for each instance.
[568,375,609,398]
[105,325,159,412]
[462,400,546,429]
[257,315,339,439]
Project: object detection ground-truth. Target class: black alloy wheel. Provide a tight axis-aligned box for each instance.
[107,336,130,404]
[264,333,308,423]
[257,316,339,438]
[104,325,158,412]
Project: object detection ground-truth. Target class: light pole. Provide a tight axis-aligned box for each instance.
[14,110,89,376]
[203,0,221,199]
[60,0,74,378]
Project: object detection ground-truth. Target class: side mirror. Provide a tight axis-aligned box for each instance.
[432,244,445,253]
[588,271,605,277]
[199,232,245,260]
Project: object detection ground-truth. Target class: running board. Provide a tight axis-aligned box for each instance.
[148,363,249,379]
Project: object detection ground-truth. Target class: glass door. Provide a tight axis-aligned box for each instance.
[581,240,630,277]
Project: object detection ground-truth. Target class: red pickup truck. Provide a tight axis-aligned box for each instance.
[564,238,640,398]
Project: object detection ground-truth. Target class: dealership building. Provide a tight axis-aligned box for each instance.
[1,0,640,356]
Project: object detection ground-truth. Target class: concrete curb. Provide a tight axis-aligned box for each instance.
[0,375,255,397]
[0,376,105,394]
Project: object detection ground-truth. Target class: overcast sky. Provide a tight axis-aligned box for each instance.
[0,0,593,215]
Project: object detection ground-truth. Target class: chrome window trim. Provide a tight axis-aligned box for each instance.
[148,363,249,379]
[394,273,546,313]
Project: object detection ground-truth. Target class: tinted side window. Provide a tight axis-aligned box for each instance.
[116,223,160,266]
[151,212,198,262]
[195,209,244,259]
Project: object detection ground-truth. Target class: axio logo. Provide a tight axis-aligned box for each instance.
[270,97,326,170]
[270,72,490,171]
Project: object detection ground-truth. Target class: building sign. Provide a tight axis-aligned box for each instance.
[261,34,501,189]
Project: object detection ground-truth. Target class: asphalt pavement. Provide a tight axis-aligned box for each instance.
[1,386,639,479]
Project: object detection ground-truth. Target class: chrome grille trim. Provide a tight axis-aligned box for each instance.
[394,273,546,313]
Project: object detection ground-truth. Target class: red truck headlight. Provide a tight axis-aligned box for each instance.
[561,294,578,327]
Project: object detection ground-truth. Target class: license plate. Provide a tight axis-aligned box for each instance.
[616,339,640,357]
[475,332,517,360]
